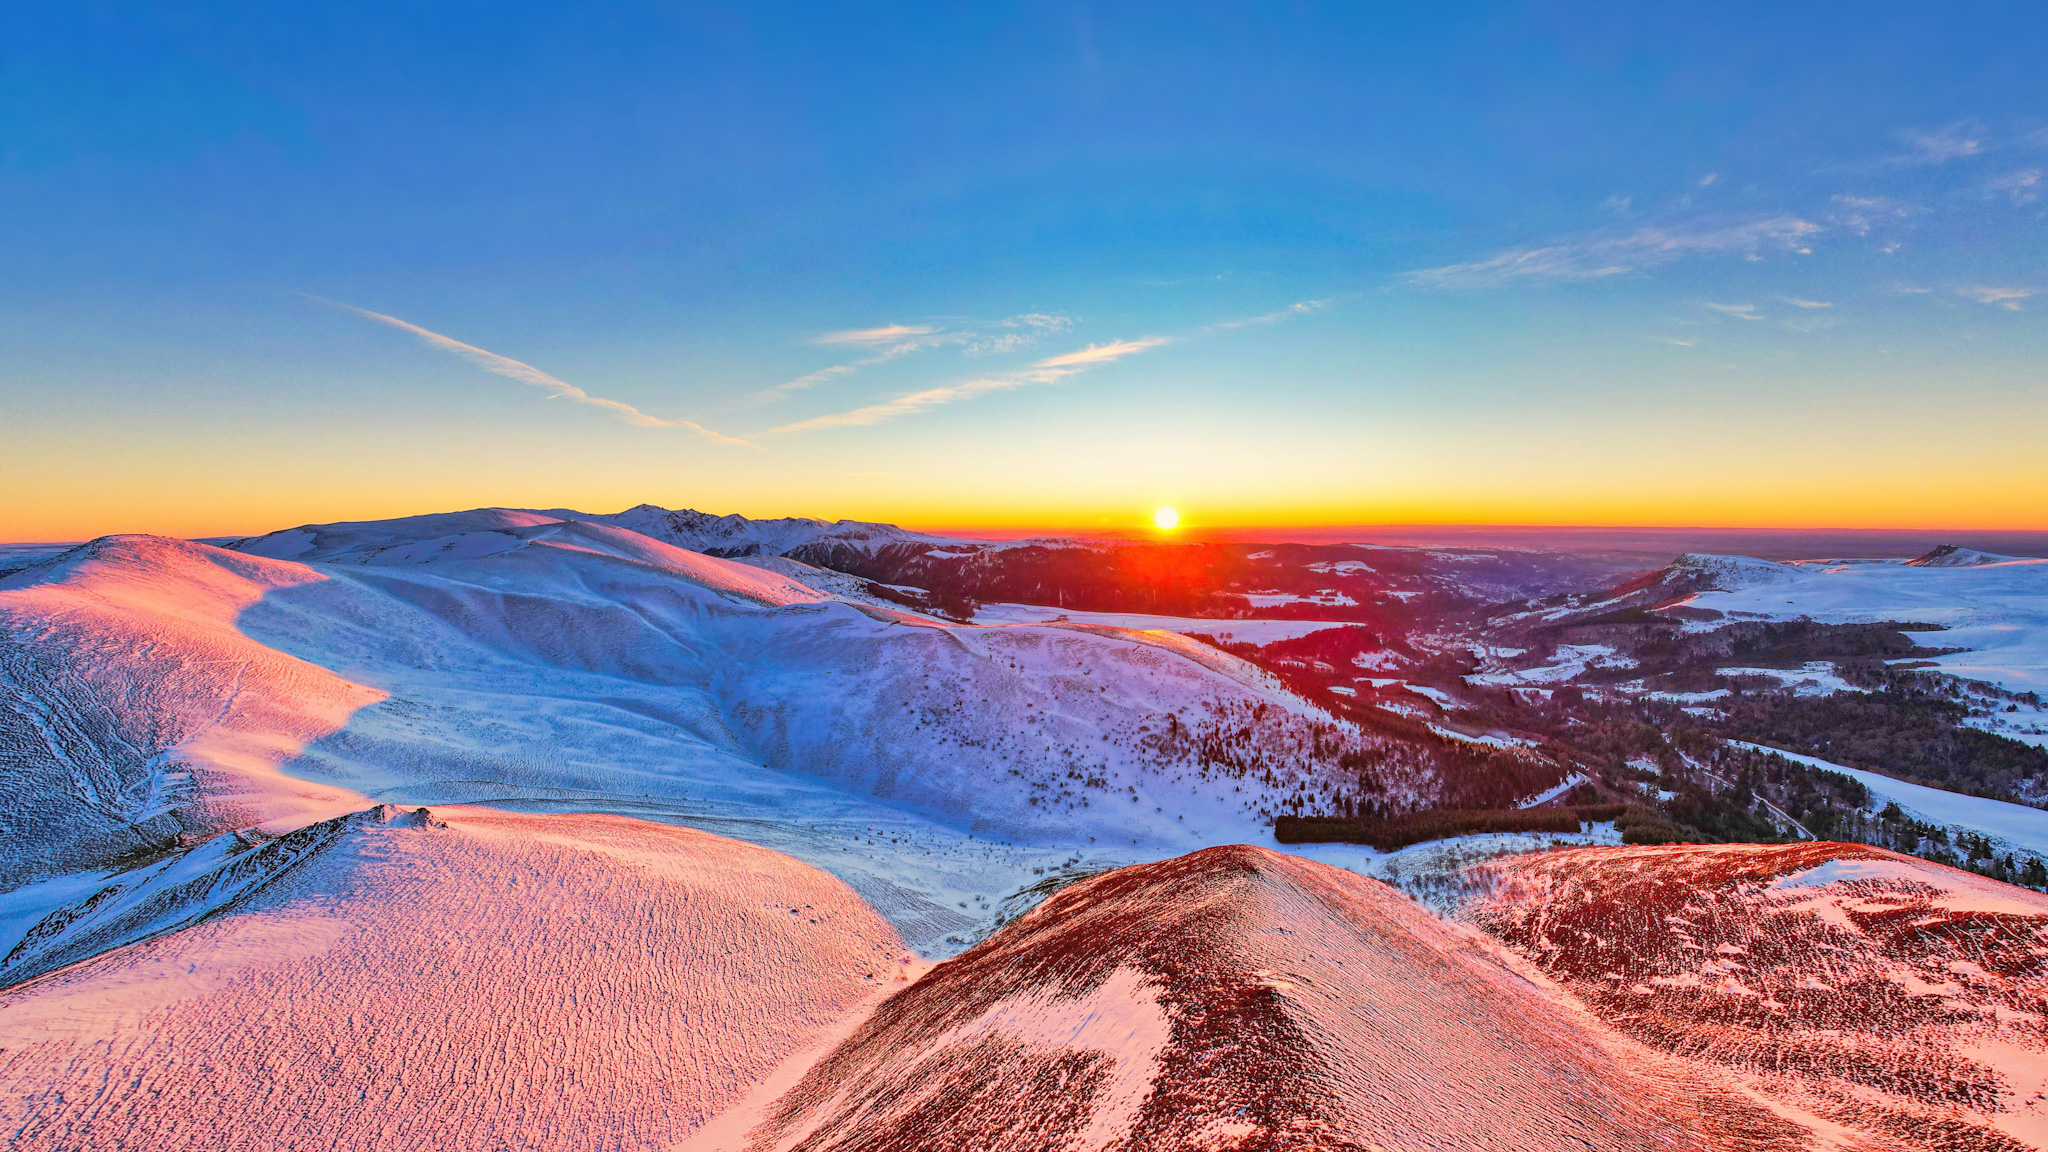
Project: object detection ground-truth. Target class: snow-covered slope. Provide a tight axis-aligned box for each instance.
[0,536,384,879]
[1675,552,2048,694]
[1734,741,2048,858]
[1470,841,2048,1151]
[0,806,911,1152]
[699,844,1820,1151]
[1504,548,2048,696]
[4,516,1521,956]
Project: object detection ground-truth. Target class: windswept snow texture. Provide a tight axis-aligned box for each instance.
[1470,841,2048,1152]
[709,845,1815,1152]
[1663,552,2048,695]
[0,808,910,1152]
[4,513,1496,954]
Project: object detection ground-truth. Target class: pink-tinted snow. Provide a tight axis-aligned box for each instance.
[0,808,911,1151]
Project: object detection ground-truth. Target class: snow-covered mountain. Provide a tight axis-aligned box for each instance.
[3,512,1557,954]
[12,507,2048,1150]
[1495,546,2048,697]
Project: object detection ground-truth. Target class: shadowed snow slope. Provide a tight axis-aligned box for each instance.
[703,844,1816,1152]
[1470,841,2048,1152]
[3,519,1506,955]
[0,807,911,1152]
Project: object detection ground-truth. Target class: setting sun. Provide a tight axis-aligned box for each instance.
[1152,506,1180,531]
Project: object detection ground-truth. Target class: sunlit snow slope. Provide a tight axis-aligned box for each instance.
[699,844,1818,1152]
[1470,841,2048,1152]
[0,806,911,1152]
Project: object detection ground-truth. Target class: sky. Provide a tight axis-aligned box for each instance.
[3,2,2046,542]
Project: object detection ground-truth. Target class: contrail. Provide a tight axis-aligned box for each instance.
[307,295,757,448]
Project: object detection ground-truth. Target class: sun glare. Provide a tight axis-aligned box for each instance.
[1152,506,1180,531]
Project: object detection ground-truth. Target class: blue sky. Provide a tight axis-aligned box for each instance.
[4,3,2045,538]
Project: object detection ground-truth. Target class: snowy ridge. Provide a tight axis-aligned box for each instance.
[706,845,1816,1151]
[1908,544,2027,569]
[1,804,417,986]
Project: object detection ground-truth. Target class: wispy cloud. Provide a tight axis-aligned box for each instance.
[1212,299,1333,330]
[1662,338,1697,347]
[1778,296,1833,309]
[963,312,1074,356]
[1958,286,2034,311]
[1986,168,2042,205]
[1896,123,1985,165]
[1600,194,1632,214]
[1703,302,1763,320]
[310,296,755,447]
[1405,215,1821,289]
[771,336,1168,433]
[747,313,1074,406]
[1827,194,1913,237]
[814,324,936,346]
[1033,337,1171,368]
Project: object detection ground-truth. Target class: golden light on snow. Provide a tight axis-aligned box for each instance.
[1152,506,1180,531]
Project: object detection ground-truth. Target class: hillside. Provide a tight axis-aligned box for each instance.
[1469,841,2048,1151]
[701,844,1814,1152]
[0,807,911,1152]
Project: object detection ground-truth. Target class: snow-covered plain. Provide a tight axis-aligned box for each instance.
[971,600,1356,644]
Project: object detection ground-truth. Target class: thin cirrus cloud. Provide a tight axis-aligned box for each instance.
[746,314,1074,406]
[813,324,936,346]
[309,296,756,448]
[770,337,1168,434]
[1779,297,1833,309]
[1211,298,1333,330]
[1895,123,1985,165]
[1404,215,1822,289]
[1957,286,2034,310]
[1703,302,1763,320]
[1986,169,2042,204]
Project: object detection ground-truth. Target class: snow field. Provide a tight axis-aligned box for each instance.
[0,807,911,1152]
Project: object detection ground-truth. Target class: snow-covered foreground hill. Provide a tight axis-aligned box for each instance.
[0,806,913,1152]
[2,510,1537,957]
[696,843,1814,1151]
